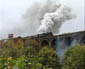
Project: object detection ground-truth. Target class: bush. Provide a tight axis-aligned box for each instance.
[0,57,7,69]
[62,44,85,69]
[16,56,28,69]
[38,46,61,69]
[0,56,42,69]
[0,57,16,69]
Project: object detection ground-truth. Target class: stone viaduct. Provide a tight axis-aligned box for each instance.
[32,31,85,48]
[0,31,85,49]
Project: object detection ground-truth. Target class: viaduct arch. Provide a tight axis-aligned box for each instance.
[33,31,85,49]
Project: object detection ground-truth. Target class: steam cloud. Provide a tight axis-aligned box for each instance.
[37,4,75,34]
[23,0,75,36]
[56,39,77,62]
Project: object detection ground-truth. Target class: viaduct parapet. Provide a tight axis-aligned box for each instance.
[32,31,85,48]
[0,31,85,49]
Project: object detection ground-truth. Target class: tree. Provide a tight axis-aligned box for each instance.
[24,39,39,57]
[0,39,24,58]
[62,44,85,69]
[13,39,24,58]
[38,46,60,69]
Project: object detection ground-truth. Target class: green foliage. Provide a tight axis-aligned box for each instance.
[27,56,43,69]
[38,46,61,69]
[0,57,7,69]
[2,37,85,69]
[16,56,28,69]
[24,45,38,57]
[1,39,24,58]
[62,44,85,69]
[0,57,16,69]
[0,46,60,69]
[24,39,39,57]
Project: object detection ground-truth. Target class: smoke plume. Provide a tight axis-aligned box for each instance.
[37,4,75,34]
[23,0,75,36]
[56,39,77,63]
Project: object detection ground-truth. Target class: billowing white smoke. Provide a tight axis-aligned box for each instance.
[37,4,75,34]
[23,0,66,36]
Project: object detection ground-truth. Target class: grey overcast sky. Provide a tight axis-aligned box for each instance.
[0,0,85,39]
